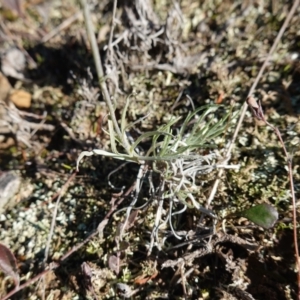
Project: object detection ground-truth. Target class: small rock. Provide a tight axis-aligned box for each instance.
[1,48,26,79]
[9,89,31,108]
[0,171,21,212]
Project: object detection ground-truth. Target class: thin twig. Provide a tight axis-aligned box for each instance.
[44,172,77,263]
[40,171,76,300]
[119,163,148,239]
[148,178,166,255]
[108,0,118,55]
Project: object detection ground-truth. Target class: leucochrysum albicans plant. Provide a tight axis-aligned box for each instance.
[76,96,239,252]
[78,0,239,252]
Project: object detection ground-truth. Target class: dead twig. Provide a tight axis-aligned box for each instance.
[162,232,258,269]
[43,172,77,262]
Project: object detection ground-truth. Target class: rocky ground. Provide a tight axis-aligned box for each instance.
[0,0,300,299]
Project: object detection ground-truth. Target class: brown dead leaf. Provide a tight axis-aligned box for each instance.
[216,91,225,104]
[134,270,158,285]
[0,72,12,103]
[247,96,265,121]
[9,90,31,108]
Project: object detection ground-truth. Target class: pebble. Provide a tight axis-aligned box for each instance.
[0,171,21,213]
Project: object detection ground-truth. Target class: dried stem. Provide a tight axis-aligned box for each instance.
[108,0,117,55]
[44,172,76,262]
[79,0,131,154]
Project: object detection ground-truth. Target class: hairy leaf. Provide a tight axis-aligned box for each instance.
[239,203,278,229]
